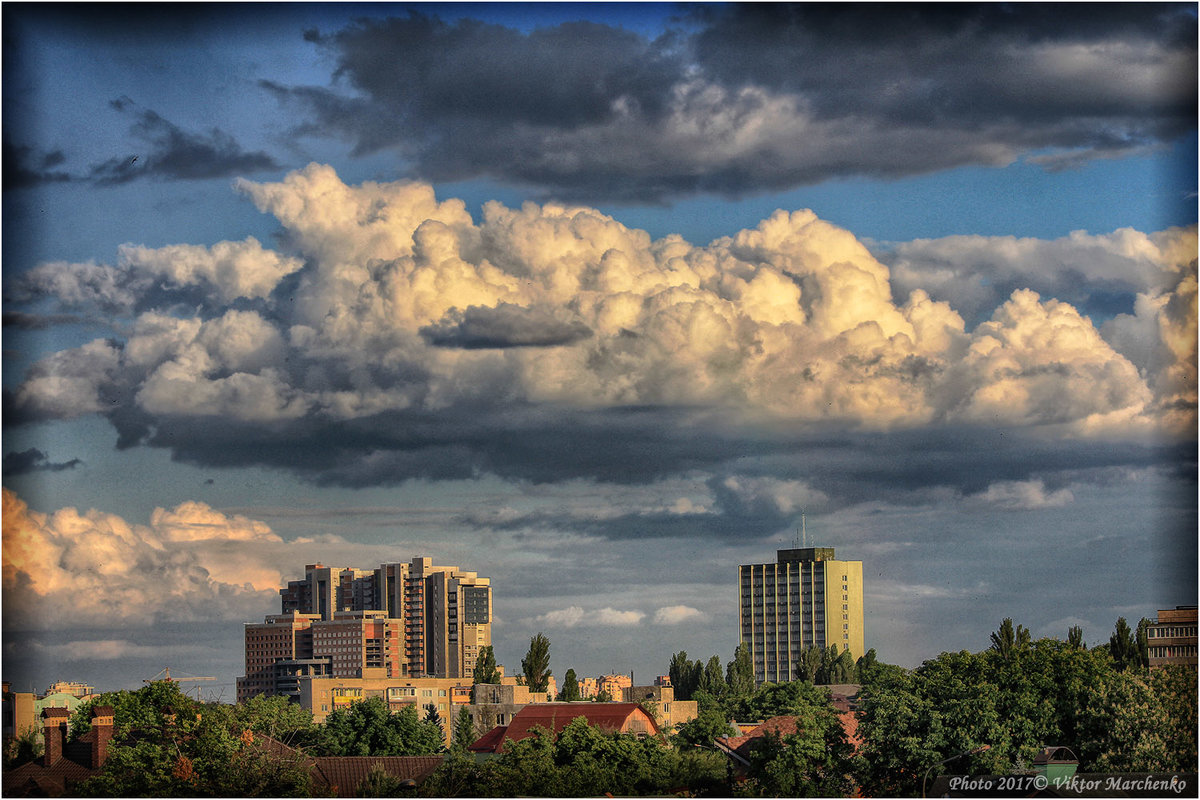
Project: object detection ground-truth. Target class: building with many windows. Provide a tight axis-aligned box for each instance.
[739,547,864,685]
[1147,606,1198,669]
[238,557,491,701]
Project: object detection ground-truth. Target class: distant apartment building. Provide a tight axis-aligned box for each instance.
[1147,606,1198,669]
[238,557,491,701]
[739,547,864,685]
[622,684,698,730]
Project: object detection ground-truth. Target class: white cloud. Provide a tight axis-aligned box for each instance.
[653,605,707,625]
[13,166,1189,442]
[529,605,646,628]
[1,489,288,630]
[968,479,1075,511]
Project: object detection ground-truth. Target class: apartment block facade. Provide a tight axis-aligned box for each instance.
[1147,606,1198,669]
[739,547,864,685]
[238,557,491,702]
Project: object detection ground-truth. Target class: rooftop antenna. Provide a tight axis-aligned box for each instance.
[802,512,807,548]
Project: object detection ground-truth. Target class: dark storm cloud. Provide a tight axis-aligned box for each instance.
[2,447,81,476]
[2,143,71,190]
[420,304,593,349]
[89,98,279,185]
[268,4,1196,202]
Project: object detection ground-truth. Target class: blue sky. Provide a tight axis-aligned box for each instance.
[2,3,1196,698]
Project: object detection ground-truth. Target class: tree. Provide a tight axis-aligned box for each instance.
[73,682,312,797]
[451,706,476,753]
[4,724,42,768]
[668,651,702,701]
[672,705,735,749]
[318,699,444,757]
[472,645,501,685]
[522,633,553,694]
[1148,664,1199,771]
[989,618,1030,658]
[357,762,413,797]
[1135,617,1151,670]
[700,655,726,699]
[725,643,755,700]
[1109,617,1139,671]
[1067,625,1086,649]
[559,668,582,702]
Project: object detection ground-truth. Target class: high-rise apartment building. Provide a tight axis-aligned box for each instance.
[739,547,864,685]
[238,557,491,701]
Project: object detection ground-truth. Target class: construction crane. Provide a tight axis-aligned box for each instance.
[144,667,217,699]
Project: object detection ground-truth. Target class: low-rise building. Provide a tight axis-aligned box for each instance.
[621,684,698,731]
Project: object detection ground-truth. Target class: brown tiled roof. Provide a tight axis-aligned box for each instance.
[311,756,445,796]
[2,741,99,797]
[472,703,660,754]
[467,724,509,753]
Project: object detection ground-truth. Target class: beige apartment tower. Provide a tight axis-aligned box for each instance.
[739,547,864,685]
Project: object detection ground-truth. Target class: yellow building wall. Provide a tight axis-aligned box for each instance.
[822,559,864,660]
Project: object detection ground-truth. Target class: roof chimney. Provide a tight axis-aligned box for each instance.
[41,707,70,767]
[89,705,115,768]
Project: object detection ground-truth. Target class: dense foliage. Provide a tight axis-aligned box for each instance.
[421,717,727,797]
[855,620,1198,796]
[472,645,501,685]
[317,697,445,757]
[72,682,313,797]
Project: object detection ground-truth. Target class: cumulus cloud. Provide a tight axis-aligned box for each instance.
[653,605,707,625]
[1,488,285,630]
[7,165,1192,488]
[264,6,1195,202]
[880,226,1198,326]
[529,605,646,628]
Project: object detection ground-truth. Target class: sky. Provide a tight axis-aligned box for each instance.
[2,2,1196,700]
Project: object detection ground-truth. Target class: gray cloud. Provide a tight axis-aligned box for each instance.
[2,143,71,190]
[421,304,593,349]
[89,98,280,185]
[2,448,82,476]
[266,5,1196,202]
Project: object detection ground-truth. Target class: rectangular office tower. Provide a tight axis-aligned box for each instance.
[739,548,863,685]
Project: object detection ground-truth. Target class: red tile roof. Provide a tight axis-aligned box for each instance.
[470,702,660,754]
[312,755,445,796]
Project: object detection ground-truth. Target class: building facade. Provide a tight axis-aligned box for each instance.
[1147,606,1198,669]
[238,557,492,702]
[738,547,864,685]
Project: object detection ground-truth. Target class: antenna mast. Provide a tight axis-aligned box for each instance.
[802,511,807,548]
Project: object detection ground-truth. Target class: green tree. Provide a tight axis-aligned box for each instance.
[989,618,1030,658]
[74,683,312,797]
[473,645,501,684]
[700,655,727,699]
[319,699,444,757]
[672,705,735,748]
[1135,617,1151,670]
[451,706,476,753]
[668,651,702,701]
[4,724,43,768]
[559,668,582,702]
[229,693,318,748]
[357,762,414,797]
[1067,625,1086,649]
[725,643,755,700]
[1148,664,1199,771]
[1109,617,1139,671]
[521,633,552,693]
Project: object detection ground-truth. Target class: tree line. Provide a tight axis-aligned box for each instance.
[7,616,1194,796]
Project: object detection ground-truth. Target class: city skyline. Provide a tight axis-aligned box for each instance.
[2,3,1196,696]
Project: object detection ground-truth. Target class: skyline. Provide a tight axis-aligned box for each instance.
[2,2,1196,697]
